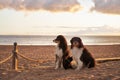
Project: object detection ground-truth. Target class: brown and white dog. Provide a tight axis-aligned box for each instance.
[53,35,74,70]
[70,37,95,70]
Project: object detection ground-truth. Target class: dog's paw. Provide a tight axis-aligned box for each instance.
[75,67,80,70]
[55,67,58,70]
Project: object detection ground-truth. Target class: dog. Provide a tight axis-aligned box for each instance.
[70,37,95,70]
[53,35,73,70]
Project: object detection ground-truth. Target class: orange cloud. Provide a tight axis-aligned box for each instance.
[0,0,81,12]
[91,0,120,14]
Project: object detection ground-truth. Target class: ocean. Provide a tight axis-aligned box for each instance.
[0,35,120,45]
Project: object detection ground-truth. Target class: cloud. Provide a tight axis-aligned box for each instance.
[91,0,120,14]
[0,0,81,12]
[67,26,120,35]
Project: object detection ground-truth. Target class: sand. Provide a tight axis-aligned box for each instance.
[0,45,120,80]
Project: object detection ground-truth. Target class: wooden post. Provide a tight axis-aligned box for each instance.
[12,42,18,70]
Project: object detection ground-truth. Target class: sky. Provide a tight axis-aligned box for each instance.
[0,0,120,35]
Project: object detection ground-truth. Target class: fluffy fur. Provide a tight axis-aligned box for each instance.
[70,37,95,70]
[53,35,73,70]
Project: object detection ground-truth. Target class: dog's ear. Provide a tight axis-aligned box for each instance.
[70,38,73,44]
[70,38,73,49]
[70,37,75,44]
[78,38,84,48]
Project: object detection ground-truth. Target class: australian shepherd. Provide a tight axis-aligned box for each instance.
[70,37,95,70]
[53,35,74,70]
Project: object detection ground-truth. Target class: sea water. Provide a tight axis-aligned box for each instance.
[0,35,120,45]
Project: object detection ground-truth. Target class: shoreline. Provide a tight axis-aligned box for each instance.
[0,44,120,46]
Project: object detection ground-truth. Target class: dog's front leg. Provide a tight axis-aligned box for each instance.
[55,55,59,69]
[76,59,83,70]
[59,58,63,68]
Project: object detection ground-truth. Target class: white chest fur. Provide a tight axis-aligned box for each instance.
[71,47,83,60]
[55,46,63,58]
[71,47,84,70]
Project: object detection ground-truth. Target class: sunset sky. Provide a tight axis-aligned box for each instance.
[0,0,120,35]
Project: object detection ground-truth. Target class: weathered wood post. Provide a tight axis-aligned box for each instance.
[12,42,18,70]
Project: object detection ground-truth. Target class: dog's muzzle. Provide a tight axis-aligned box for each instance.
[53,40,55,42]
[53,39,58,43]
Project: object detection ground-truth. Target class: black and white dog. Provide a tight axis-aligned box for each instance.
[53,35,73,70]
[70,37,95,70]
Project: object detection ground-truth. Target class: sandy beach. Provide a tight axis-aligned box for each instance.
[0,45,120,80]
